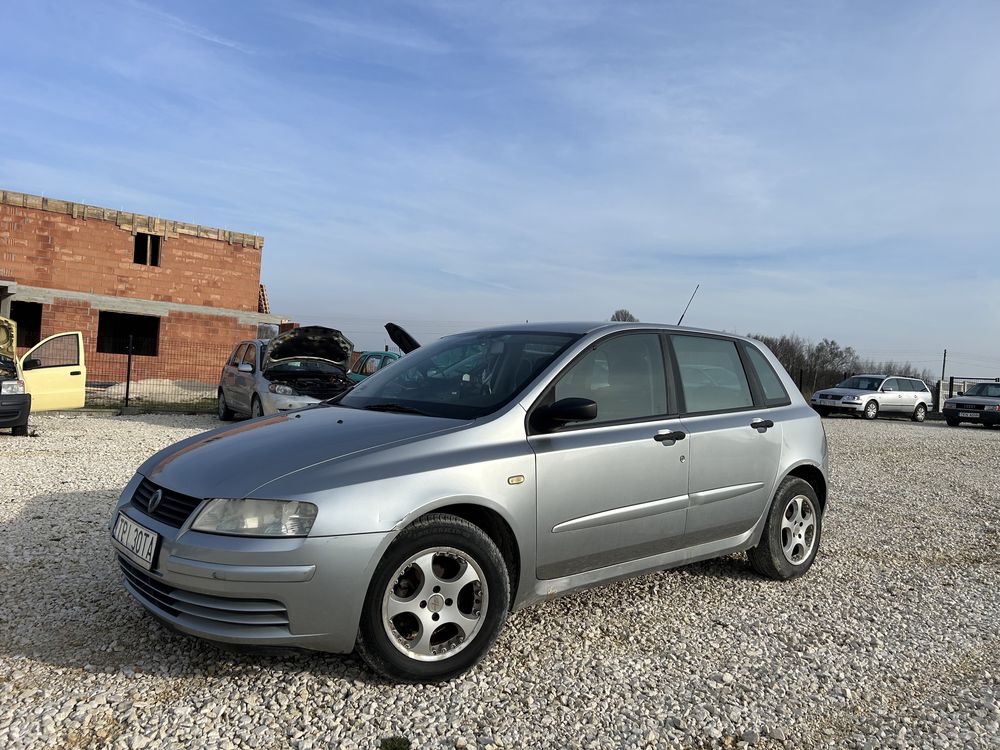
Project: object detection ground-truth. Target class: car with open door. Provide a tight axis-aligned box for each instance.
[113,322,827,682]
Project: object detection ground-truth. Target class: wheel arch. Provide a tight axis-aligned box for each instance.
[782,463,828,512]
[413,502,522,606]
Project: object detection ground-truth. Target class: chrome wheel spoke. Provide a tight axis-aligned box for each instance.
[780,495,817,565]
[385,593,416,620]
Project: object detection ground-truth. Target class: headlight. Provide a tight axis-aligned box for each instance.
[268,383,297,396]
[842,395,861,402]
[944,401,955,409]
[191,498,318,537]
[1,379,25,395]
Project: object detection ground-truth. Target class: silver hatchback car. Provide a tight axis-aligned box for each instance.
[111,323,828,682]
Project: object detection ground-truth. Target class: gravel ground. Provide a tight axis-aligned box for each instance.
[1,413,998,749]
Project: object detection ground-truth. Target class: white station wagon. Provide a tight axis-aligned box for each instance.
[811,374,932,422]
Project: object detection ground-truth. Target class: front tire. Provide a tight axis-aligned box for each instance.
[749,477,822,580]
[863,400,879,420]
[251,395,264,418]
[814,406,830,418]
[356,514,510,682]
[911,403,927,422]
[11,424,28,437]
[217,390,235,421]
[945,418,960,427]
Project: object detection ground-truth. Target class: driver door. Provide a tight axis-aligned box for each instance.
[20,332,86,411]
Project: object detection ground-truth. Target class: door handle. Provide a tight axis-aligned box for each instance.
[654,430,686,442]
[70,371,82,376]
[750,419,774,431]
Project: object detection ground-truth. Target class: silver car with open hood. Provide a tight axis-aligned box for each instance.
[217,326,354,419]
[113,322,828,682]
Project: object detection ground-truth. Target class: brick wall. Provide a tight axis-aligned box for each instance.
[0,203,262,312]
[20,297,257,386]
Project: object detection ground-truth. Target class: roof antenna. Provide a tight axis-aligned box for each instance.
[676,284,700,326]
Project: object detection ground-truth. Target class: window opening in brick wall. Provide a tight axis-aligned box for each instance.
[133,233,161,266]
[10,301,42,348]
[97,311,160,356]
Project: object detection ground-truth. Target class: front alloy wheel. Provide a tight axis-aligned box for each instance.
[863,400,879,420]
[357,514,509,682]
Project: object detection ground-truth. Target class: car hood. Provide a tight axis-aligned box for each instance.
[139,405,465,500]
[813,387,875,398]
[946,395,1000,406]
[262,326,354,371]
[0,316,15,361]
[385,322,420,354]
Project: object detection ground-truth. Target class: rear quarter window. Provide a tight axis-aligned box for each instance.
[743,344,791,406]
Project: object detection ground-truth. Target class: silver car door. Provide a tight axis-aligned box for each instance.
[881,378,904,412]
[234,343,258,411]
[671,335,783,546]
[221,343,246,408]
[530,332,689,580]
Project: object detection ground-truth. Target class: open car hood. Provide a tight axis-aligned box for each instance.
[385,322,420,354]
[0,316,15,362]
[262,326,354,372]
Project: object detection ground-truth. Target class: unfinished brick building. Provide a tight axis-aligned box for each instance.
[0,189,281,390]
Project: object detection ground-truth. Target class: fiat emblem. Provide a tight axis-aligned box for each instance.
[147,489,163,514]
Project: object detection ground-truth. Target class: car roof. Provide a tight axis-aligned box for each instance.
[449,321,760,344]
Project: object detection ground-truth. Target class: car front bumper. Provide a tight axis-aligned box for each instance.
[0,392,30,429]
[110,478,392,653]
[811,398,865,414]
[259,391,323,415]
[942,408,1000,426]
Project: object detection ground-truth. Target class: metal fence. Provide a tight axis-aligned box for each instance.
[86,336,232,413]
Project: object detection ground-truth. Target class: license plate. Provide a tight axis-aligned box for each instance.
[112,512,160,570]
[959,411,979,418]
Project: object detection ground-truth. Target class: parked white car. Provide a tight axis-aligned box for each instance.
[811,374,932,422]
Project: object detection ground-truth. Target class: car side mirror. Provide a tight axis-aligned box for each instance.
[882,387,893,392]
[536,397,598,430]
[22,358,42,371]
[237,363,254,374]
[957,390,964,396]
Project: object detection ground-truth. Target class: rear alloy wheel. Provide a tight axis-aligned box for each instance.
[911,403,927,422]
[251,395,264,418]
[749,477,822,580]
[217,390,235,421]
[863,400,879,420]
[356,514,509,682]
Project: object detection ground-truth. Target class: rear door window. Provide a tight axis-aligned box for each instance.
[671,335,754,413]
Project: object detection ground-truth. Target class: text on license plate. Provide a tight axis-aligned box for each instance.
[959,411,979,418]
[113,512,159,569]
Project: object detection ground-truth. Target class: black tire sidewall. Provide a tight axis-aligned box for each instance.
[357,517,509,682]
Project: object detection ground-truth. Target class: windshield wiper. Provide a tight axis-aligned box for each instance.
[362,402,429,416]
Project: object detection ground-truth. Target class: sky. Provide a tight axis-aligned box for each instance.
[2,1,999,375]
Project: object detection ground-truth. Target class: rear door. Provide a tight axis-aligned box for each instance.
[220,343,246,406]
[671,334,784,547]
[20,332,86,411]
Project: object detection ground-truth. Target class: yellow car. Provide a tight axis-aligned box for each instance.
[0,316,86,436]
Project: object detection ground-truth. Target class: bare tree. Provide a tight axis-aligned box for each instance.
[610,309,638,322]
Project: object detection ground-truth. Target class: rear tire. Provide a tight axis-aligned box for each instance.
[749,477,822,581]
[356,514,510,683]
[911,403,927,422]
[863,400,879,420]
[251,395,264,418]
[217,390,235,421]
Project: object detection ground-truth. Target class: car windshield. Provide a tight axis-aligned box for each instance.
[335,331,581,419]
[265,359,346,375]
[836,376,884,391]
[965,383,1000,398]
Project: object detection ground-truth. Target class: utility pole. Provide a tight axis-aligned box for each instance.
[940,349,947,387]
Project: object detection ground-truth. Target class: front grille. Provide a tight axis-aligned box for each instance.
[956,403,983,411]
[118,556,290,629]
[826,395,843,401]
[131,478,203,527]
